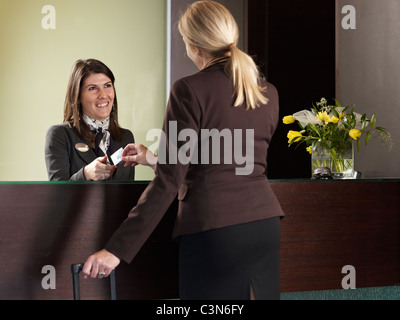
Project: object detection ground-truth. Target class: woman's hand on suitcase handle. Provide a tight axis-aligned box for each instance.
[82,249,120,279]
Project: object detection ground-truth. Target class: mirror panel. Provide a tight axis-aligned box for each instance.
[0,0,166,181]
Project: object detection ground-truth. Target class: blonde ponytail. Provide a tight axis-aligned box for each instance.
[178,1,268,110]
[227,45,268,110]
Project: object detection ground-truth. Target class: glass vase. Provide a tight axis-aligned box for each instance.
[311,141,354,179]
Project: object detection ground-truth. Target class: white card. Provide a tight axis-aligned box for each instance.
[111,147,123,165]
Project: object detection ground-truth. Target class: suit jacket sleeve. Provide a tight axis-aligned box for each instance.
[105,78,201,263]
[45,125,85,181]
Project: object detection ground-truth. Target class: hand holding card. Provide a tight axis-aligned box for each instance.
[122,143,157,169]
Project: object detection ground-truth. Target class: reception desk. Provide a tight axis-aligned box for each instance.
[0,180,399,300]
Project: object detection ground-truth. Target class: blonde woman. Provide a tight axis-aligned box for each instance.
[83,1,284,300]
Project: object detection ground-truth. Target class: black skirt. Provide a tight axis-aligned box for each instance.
[178,217,281,300]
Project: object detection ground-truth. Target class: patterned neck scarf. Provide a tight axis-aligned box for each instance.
[82,114,111,162]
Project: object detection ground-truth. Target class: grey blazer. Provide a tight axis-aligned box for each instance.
[45,123,135,181]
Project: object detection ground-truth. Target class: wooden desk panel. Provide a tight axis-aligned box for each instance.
[276,180,400,292]
[0,180,399,299]
[0,183,178,300]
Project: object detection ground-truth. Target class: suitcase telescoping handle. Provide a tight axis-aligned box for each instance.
[71,263,117,300]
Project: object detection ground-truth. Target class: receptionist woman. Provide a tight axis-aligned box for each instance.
[45,59,136,181]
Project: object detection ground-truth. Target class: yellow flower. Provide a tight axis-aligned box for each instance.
[349,129,361,140]
[306,146,312,154]
[331,116,340,124]
[287,130,302,143]
[317,111,331,124]
[283,115,295,124]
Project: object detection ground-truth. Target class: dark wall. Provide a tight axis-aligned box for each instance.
[248,0,336,179]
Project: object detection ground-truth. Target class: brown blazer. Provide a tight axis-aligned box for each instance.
[105,62,285,263]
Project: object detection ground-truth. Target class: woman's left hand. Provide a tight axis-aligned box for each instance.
[82,249,120,279]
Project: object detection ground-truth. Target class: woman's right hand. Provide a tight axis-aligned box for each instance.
[122,144,157,170]
[84,156,116,181]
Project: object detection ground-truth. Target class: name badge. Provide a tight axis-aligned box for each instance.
[75,143,89,153]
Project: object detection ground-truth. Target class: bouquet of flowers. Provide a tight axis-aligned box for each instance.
[283,97,392,177]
